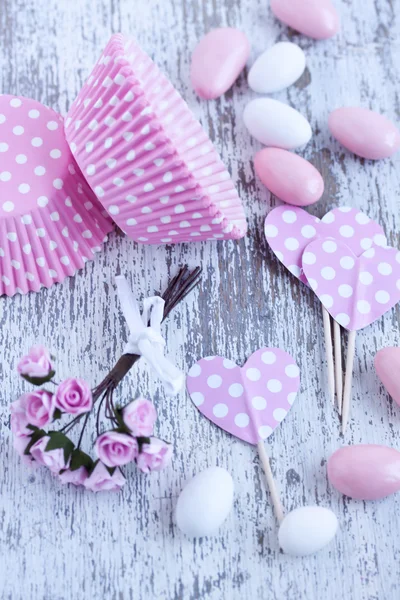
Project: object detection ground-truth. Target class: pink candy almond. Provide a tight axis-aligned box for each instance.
[271,0,339,40]
[328,445,400,501]
[375,347,400,406]
[254,148,324,207]
[329,107,400,160]
[191,28,250,100]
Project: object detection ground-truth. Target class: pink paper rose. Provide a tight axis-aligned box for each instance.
[122,397,157,437]
[25,390,55,427]
[10,398,30,437]
[54,378,93,415]
[59,467,88,486]
[30,436,69,473]
[14,390,55,432]
[136,438,173,474]
[84,461,126,492]
[17,345,53,379]
[95,431,138,467]
[13,435,38,468]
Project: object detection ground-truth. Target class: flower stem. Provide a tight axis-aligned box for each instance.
[92,265,202,393]
[96,391,108,436]
[59,414,82,432]
[55,266,201,441]
[76,412,91,449]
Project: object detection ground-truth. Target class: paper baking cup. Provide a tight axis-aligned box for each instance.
[0,95,113,297]
[64,34,247,244]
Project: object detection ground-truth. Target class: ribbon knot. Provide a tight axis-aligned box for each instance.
[135,327,165,348]
[116,275,184,396]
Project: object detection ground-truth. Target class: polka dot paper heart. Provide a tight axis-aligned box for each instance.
[302,238,400,331]
[265,206,386,284]
[186,348,300,445]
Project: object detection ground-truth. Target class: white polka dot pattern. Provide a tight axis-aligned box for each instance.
[264,205,387,285]
[186,348,300,445]
[0,95,113,297]
[302,237,400,331]
[64,34,247,244]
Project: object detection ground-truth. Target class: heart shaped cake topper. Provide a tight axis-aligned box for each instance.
[265,206,387,284]
[302,237,400,331]
[186,348,300,445]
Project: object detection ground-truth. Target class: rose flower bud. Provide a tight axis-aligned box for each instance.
[13,436,38,468]
[122,397,157,437]
[59,467,88,486]
[84,462,126,492]
[10,398,30,437]
[54,378,93,416]
[17,345,53,379]
[13,390,55,433]
[136,438,173,474]
[30,436,70,474]
[95,431,138,467]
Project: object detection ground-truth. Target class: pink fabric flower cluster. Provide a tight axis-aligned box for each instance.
[94,397,172,474]
[12,348,172,492]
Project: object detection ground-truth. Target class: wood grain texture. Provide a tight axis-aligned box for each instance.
[1,0,400,598]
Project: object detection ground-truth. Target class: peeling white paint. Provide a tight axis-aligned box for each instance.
[1,0,400,598]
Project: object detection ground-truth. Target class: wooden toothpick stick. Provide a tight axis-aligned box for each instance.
[341,330,356,434]
[257,441,284,523]
[322,307,335,405]
[333,320,343,414]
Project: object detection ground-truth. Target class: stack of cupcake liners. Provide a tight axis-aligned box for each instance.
[0,34,247,296]
[64,34,247,244]
[0,96,112,297]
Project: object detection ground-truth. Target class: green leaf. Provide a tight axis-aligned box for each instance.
[137,436,151,452]
[24,428,46,455]
[26,424,39,432]
[113,424,132,435]
[21,370,56,386]
[45,431,75,464]
[113,406,126,430]
[69,449,94,472]
[88,458,99,476]
[137,436,151,445]
[52,408,62,421]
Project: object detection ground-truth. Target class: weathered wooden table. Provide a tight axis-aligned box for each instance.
[1,0,400,598]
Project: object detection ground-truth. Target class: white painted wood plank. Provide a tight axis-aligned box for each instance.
[1,0,400,598]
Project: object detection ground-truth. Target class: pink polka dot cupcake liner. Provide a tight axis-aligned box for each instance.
[0,95,113,297]
[64,34,247,244]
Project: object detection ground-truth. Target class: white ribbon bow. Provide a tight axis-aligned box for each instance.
[116,275,184,397]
